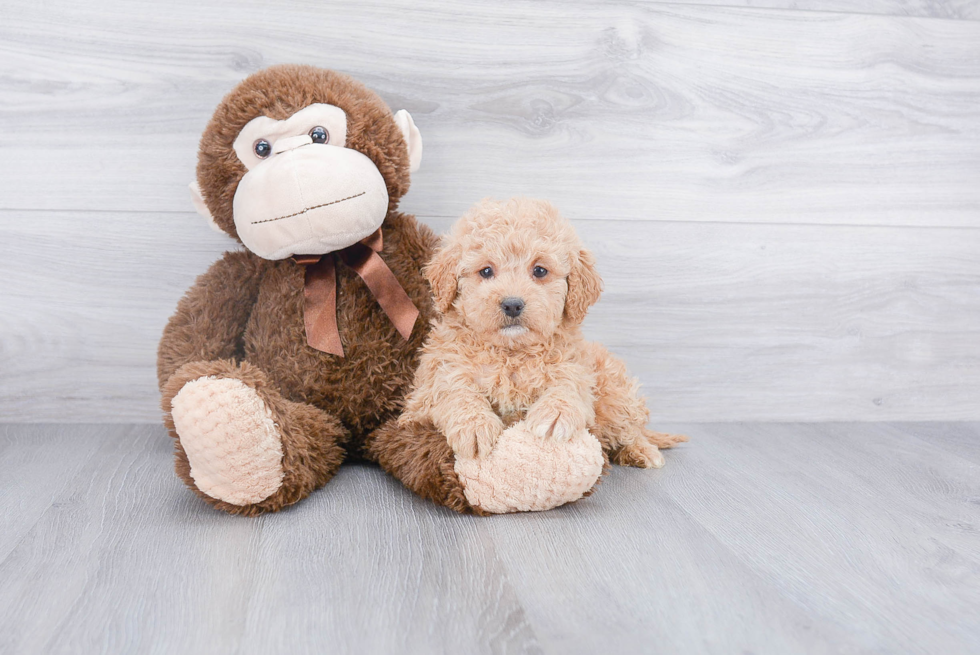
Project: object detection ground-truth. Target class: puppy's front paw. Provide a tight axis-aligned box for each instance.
[613,439,666,469]
[526,401,585,442]
[446,413,504,459]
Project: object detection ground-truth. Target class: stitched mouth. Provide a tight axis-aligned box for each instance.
[250,191,366,225]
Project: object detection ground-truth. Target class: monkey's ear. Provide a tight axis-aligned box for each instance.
[393,110,423,173]
[423,239,461,314]
[189,181,225,234]
[563,247,603,326]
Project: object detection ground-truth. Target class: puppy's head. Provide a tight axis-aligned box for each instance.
[425,198,602,346]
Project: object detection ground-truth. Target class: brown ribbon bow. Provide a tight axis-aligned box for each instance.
[292,228,419,357]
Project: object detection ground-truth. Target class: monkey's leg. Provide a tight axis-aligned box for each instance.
[588,344,688,469]
[162,360,348,516]
[363,418,488,515]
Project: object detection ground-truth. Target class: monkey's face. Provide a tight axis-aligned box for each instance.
[230,103,389,260]
[192,66,423,260]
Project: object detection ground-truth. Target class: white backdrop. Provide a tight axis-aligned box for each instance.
[2,0,979,421]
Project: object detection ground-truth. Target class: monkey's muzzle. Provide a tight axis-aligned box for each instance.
[232,144,389,261]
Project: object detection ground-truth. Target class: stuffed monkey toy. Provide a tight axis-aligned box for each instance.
[158,65,437,515]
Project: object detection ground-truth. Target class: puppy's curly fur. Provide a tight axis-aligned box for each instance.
[400,197,686,467]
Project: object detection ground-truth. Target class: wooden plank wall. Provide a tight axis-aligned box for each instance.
[1,0,978,422]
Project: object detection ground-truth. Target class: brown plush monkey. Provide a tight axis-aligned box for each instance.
[158,65,447,515]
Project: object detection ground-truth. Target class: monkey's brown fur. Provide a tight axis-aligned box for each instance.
[158,65,477,515]
[365,419,489,515]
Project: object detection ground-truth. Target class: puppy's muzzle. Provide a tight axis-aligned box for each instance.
[500,297,525,318]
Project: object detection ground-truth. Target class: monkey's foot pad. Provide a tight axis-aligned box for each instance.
[171,376,284,506]
[454,424,604,514]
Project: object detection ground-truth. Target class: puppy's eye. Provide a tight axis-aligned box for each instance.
[309,126,329,144]
[479,266,494,279]
[253,139,271,158]
[532,266,548,278]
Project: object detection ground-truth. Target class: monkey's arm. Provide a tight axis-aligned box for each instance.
[157,249,266,389]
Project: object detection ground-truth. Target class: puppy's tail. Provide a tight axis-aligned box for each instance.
[643,429,689,449]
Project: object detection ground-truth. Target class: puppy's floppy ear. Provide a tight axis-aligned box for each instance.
[424,238,462,314]
[563,247,603,325]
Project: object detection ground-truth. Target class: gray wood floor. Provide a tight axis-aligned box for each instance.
[1,423,977,654]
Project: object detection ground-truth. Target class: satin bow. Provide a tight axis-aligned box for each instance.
[292,228,419,357]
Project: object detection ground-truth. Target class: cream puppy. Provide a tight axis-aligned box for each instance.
[400,197,686,466]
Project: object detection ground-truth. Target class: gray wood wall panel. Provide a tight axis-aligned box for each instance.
[1,0,978,421]
[639,0,980,20]
[3,211,978,421]
[2,1,979,225]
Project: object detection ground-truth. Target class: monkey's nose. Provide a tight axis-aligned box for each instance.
[273,134,314,154]
[500,297,525,318]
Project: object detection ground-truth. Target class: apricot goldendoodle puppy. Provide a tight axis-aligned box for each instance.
[401,197,686,474]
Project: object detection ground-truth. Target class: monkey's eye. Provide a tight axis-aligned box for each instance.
[479,266,494,279]
[253,139,271,159]
[532,266,548,279]
[309,126,329,144]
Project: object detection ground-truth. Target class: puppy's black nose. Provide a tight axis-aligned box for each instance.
[501,297,525,318]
